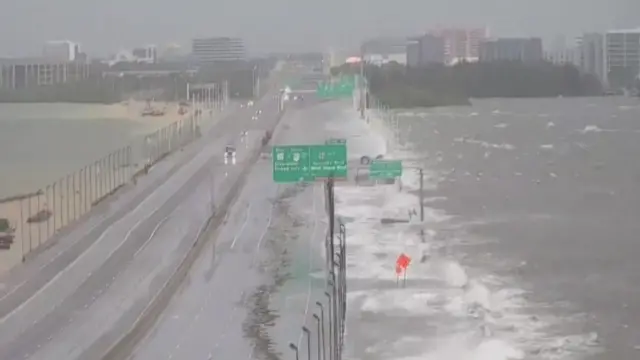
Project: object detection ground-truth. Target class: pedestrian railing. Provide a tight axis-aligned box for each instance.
[288,178,348,360]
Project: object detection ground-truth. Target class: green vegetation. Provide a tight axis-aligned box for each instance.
[332,61,604,109]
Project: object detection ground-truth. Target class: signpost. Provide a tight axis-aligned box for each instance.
[369,160,402,179]
[272,143,347,183]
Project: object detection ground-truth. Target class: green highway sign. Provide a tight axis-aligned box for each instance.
[272,144,348,183]
[316,77,355,99]
[325,138,347,145]
[369,160,403,179]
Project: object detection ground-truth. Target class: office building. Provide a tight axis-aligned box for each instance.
[427,27,488,64]
[0,58,90,89]
[361,37,409,65]
[43,40,80,62]
[578,33,605,84]
[479,38,544,63]
[192,37,246,63]
[604,28,640,88]
[544,47,581,66]
[407,34,445,67]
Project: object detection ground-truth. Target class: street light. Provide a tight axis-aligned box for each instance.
[289,343,299,360]
[302,326,312,360]
[315,302,326,360]
[313,314,323,360]
[324,291,334,360]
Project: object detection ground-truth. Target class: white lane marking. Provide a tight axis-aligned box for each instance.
[0,167,181,303]
[0,135,227,305]
[230,203,252,249]
[0,184,196,323]
[246,344,256,359]
[134,215,171,257]
[297,184,319,348]
[255,186,279,252]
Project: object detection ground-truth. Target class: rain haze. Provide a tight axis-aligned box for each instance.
[2,0,640,359]
[0,0,638,55]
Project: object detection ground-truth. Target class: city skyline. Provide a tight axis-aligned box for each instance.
[0,0,638,57]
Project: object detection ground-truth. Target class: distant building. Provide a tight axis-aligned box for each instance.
[43,40,80,62]
[0,58,90,89]
[131,45,157,64]
[361,37,409,65]
[407,34,445,67]
[604,28,640,88]
[427,27,488,64]
[192,37,246,63]
[544,47,581,66]
[578,33,605,85]
[479,38,543,63]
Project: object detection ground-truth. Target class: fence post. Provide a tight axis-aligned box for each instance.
[73,172,77,221]
[53,182,57,233]
[46,185,51,240]
[20,198,25,261]
[27,194,32,252]
[66,175,71,226]
[37,190,41,247]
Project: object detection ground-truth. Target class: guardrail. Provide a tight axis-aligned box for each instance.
[0,100,222,265]
[288,177,348,360]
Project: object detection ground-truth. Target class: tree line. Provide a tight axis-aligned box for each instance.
[332,60,604,108]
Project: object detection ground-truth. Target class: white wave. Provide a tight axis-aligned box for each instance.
[494,123,508,128]
[540,144,554,150]
[579,125,619,134]
[329,106,600,360]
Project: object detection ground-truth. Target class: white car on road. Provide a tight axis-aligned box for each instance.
[224,145,236,165]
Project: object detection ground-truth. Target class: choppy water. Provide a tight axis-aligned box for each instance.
[0,103,181,199]
[397,97,640,359]
[330,96,640,360]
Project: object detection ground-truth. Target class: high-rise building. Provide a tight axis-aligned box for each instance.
[427,27,488,64]
[479,38,544,63]
[192,37,246,63]
[544,47,581,66]
[407,34,445,67]
[43,40,80,62]
[604,28,640,88]
[578,33,605,85]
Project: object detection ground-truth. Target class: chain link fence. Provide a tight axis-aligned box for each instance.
[0,102,224,271]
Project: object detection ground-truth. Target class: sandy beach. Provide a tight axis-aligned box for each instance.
[0,99,219,273]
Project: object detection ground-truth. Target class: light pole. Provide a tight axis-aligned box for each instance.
[313,314,323,360]
[303,326,312,360]
[289,343,299,360]
[324,291,334,360]
[315,302,326,360]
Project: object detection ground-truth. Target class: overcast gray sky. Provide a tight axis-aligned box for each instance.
[0,0,638,57]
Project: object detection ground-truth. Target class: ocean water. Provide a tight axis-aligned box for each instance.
[0,103,185,199]
[327,96,640,360]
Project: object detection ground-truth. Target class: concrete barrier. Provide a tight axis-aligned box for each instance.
[100,103,287,360]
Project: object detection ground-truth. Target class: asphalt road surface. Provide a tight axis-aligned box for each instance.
[130,96,344,360]
[0,85,284,360]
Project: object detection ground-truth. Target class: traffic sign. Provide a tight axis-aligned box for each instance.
[316,77,354,99]
[325,138,347,145]
[272,144,348,183]
[369,160,402,179]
